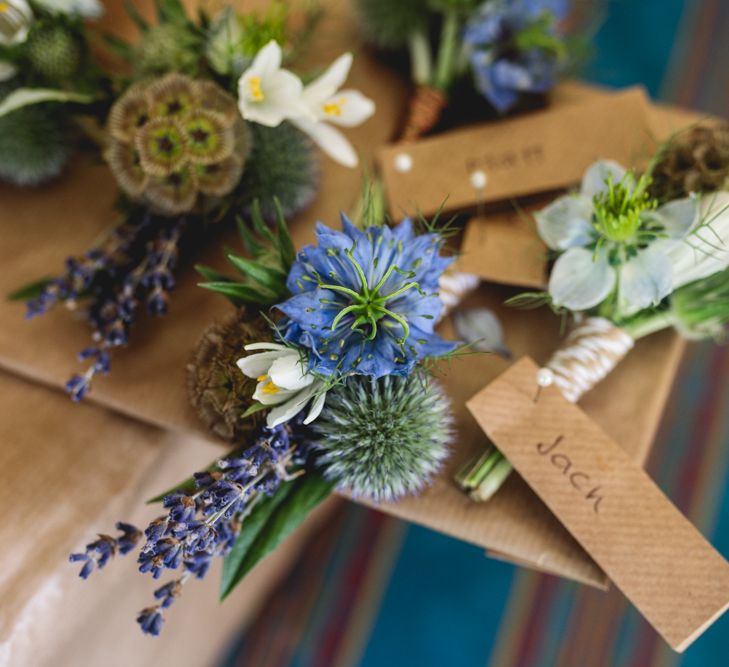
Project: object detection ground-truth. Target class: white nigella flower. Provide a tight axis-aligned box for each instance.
[32,0,103,18]
[291,52,375,168]
[0,0,33,46]
[662,190,729,289]
[535,160,727,318]
[237,342,327,428]
[237,40,306,127]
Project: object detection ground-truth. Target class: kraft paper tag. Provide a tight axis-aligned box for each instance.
[457,201,549,288]
[379,88,653,218]
[467,357,729,652]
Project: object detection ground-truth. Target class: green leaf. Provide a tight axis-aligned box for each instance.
[237,217,264,258]
[8,277,52,301]
[198,280,276,304]
[220,472,333,600]
[505,291,552,310]
[103,33,134,60]
[250,200,277,247]
[155,0,189,23]
[226,253,287,291]
[194,264,232,284]
[242,401,269,418]
[123,0,150,31]
[273,198,296,270]
[0,88,94,118]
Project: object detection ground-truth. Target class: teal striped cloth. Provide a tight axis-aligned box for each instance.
[223,1,729,665]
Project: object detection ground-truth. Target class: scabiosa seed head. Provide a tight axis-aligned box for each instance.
[649,124,729,202]
[105,74,250,216]
[314,373,453,502]
[237,121,319,220]
[187,309,270,441]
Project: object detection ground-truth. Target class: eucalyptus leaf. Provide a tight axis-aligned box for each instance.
[220,472,334,600]
[0,88,94,118]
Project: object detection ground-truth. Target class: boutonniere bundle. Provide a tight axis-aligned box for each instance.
[69,205,461,635]
[354,0,570,139]
[458,124,729,500]
[0,0,101,185]
[11,0,375,400]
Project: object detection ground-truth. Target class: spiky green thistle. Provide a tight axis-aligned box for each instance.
[314,374,453,502]
[354,0,428,49]
[237,121,318,220]
[0,103,70,186]
[26,20,82,81]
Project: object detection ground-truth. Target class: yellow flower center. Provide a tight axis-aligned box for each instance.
[322,97,347,117]
[0,3,9,13]
[257,375,280,394]
[248,76,264,102]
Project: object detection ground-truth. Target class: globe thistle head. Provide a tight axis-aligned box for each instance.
[105,74,249,216]
[354,0,427,49]
[186,309,270,442]
[25,19,82,81]
[132,22,204,79]
[238,121,319,220]
[0,102,71,186]
[314,374,453,502]
[649,124,729,202]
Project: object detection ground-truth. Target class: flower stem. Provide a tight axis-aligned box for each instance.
[408,29,432,86]
[623,311,674,340]
[434,9,461,92]
[455,443,513,501]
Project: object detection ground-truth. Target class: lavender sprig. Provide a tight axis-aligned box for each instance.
[26,211,187,400]
[69,423,306,635]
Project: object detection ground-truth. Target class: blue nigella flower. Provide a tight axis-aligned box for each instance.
[463,0,569,113]
[278,215,458,379]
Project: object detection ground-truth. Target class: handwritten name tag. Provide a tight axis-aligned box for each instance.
[378,88,653,218]
[467,357,729,652]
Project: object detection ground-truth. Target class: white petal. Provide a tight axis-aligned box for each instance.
[318,89,375,127]
[617,245,674,317]
[303,387,327,424]
[244,342,288,351]
[236,350,282,378]
[453,308,510,357]
[535,194,594,250]
[268,353,313,390]
[649,196,700,239]
[238,68,305,127]
[549,247,616,311]
[581,160,628,198]
[266,384,318,427]
[0,61,16,82]
[303,53,353,104]
[292,117,358,167]
[251,40,282,77]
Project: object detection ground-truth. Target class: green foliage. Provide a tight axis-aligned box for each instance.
[238,121,318,220]
[7,277,52,301]
[0,102,71,186]
[197,200,296,307]
[504,291,553,310]
[354,0,428,49]
[220,471,333,599]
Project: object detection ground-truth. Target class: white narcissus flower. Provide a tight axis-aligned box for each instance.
[291,52,375,168]
[32,0,103,18]
[0,0,33,46]
[237,342,327,428]
[237,40,306,127]
[535,160,727,317]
